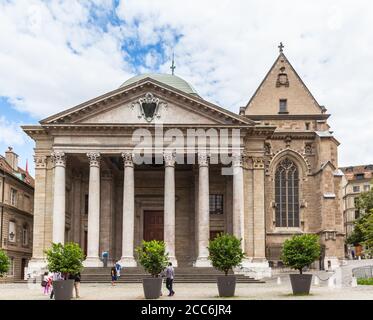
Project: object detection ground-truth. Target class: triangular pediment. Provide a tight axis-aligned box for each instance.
[41,78,254,126]
[245,53,325,116]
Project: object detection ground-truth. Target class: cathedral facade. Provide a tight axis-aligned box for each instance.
[23,48,345,278]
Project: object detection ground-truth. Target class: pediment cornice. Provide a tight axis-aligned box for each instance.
[40,78,255,126]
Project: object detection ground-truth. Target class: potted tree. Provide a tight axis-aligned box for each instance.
[0,249,10,278]
[208,233,244,297]
[281,234,321,295]
[45,242,84,300]
[136,240,169,299]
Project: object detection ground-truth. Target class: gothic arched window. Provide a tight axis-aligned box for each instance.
[275,158,300,227]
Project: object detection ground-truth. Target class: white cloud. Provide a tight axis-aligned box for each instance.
[115,0,373,166]
[0,0,372,167]
[0,116,26,146]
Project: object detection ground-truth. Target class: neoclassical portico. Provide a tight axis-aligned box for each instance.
[23,72,274,278]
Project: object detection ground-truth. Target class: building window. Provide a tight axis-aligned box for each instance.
[7,257,14,276]
[355,174,364,180]
[8,221,16,243]
[364,185,370,192]
[355,210,360,220]
[353,186,360,193]
[279,99,288,114]
[22,225,29,246]
[305,122,310,130]
[209,194,224,215]
[10,188,17,206]
[84,194,89,215]
[275,158,300,227]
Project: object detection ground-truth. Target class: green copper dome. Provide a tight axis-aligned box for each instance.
[120,73,199,97]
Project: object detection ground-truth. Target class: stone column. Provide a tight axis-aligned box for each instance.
[83,152,103,267]
[164,153,178,266]
[194,153,211,267]
[119,152,137,267]
[51,152,66,244]
[72,173,82,244]
[233,153,245,250]
[252,157,266,260]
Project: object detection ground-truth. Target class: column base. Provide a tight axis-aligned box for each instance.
[234,258,272,280]
[118,256,137,267]
[168,256,178,267]
[26,258,48,279]
[193,257,212,267]
[83,257,104,268]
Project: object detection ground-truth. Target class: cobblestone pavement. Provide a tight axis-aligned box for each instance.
[0,277,372,300]
[1,260,372,300]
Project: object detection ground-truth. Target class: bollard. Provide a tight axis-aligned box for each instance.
[328,275,335,288]
[314,276,320,285]
[351,277,358,287]
[277,276,282,285]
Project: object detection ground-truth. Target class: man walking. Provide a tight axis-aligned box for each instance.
[165,262,175,296]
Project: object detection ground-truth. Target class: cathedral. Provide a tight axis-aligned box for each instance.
[23,46,345,278]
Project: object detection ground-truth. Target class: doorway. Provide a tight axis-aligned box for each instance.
[143,211,164,241]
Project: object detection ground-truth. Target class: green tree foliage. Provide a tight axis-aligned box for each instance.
[347,189,373,255]
[45,243,84,277]
[136,240,169,277]
[208,233,244,276]
[281,234,321,274]
[0,249,10,277]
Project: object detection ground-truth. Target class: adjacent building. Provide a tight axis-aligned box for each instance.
[341,165,373,237]
[0,147,34,281]
[23,46,345,278]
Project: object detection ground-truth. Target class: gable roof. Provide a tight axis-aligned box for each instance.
[40,76,255,126]
[245,52,327,113]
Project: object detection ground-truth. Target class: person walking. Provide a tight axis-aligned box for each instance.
[165,262,175,296]
[69,272,81,298]
[111,265,117,286]
[115,261,122,279]
[41,272,49,295]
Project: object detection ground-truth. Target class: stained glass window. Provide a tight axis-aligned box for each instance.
[275,158,300,227]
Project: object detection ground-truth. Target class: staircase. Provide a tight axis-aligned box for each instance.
[81,267,264,283]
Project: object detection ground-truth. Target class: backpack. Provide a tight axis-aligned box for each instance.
[41,280,47,287]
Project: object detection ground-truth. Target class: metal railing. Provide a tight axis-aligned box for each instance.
[352,266,373,279]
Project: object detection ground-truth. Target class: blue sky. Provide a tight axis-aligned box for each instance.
[1,0,373,177]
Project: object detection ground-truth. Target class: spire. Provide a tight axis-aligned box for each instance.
[170,52,176,75]
[278,42,284,53]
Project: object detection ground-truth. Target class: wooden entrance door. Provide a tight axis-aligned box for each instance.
[143,211,164,241]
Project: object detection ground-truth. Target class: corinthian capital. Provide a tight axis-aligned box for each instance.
[121,152,133,167]
[51,152,66,167]
[163,152,176,167]
[252,156,265,169]
[87,152,101,167]
[232,152,244,167]
[34,155,47,169]
[198,153,209,167]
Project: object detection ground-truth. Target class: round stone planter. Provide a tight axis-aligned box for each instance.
[143,278,163,299]
[53,279,74,300]
[289,274,312,295]
[217,275,236,297]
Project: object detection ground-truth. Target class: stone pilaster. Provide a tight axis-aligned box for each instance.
[119,152,137,267]
[194,153,211,267]
[100,171,113,264]
[28,154,48,272]
[83,152,103,267]
[51,152,66,244]
[163,152,178,266]
[252,156,266,260]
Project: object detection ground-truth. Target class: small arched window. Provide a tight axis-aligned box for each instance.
[275,158,300,227]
